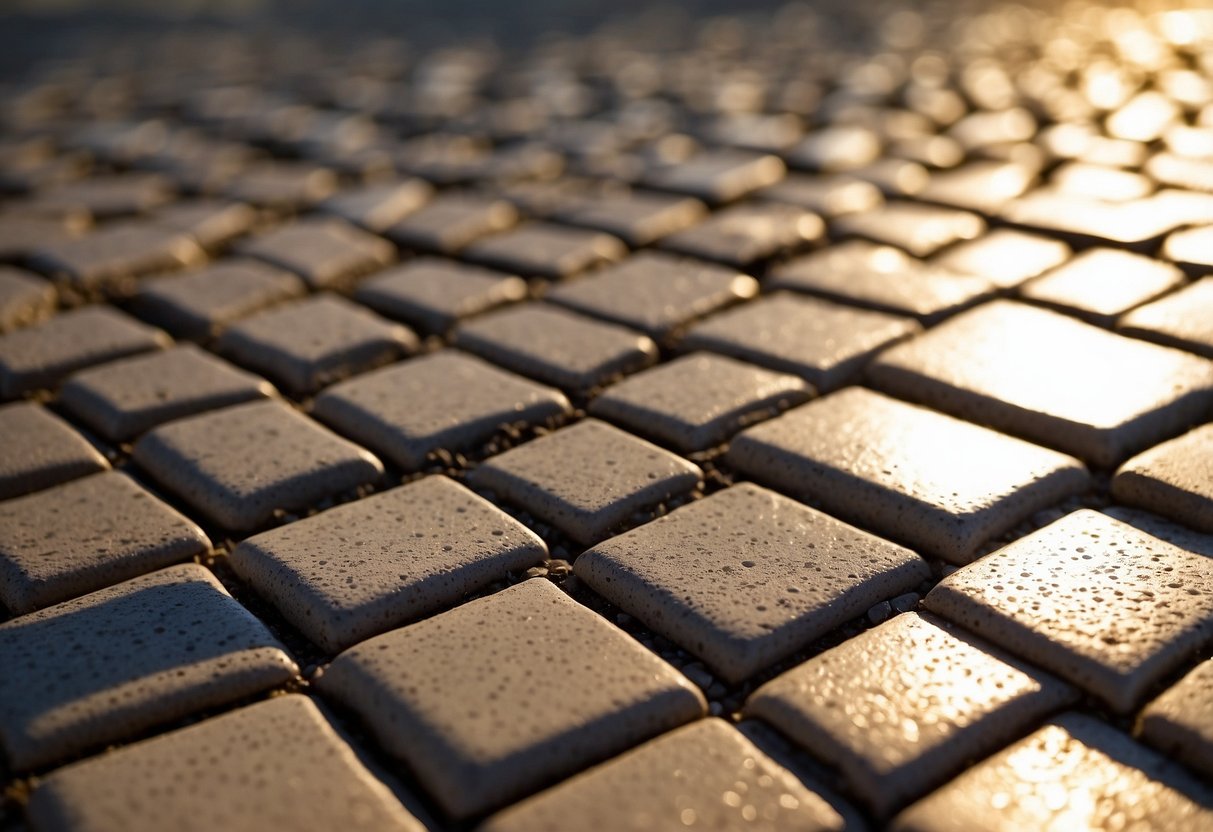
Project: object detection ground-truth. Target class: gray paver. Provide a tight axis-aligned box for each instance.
[26,173,174,219]
[468,419,702,545]
[0,563,297,771]
[1112,423,1213,534]
[27,223,204,293]
[462,223,626,280]
[1139,659,1213,779]
[1020,248,1186,325]
[552,190,706,246]
[577,483,928,682]
[312,351,571,470]
[231,476,547,652]
[354,257,528,334]
[151,199,257,251]
[644,150,786,204]
[237,217,394,290]
[1119,277,1213,358]
[383,192,518,254]
[747,612,1075,817]
[756,173,883,217]
[223,162,338,211]
[0,268,56,333]
[133,400,383,532]
[660,203,824,268]
[316,578,706,819]
[0,402,108,501]
[925,509,1213,714]
[932,228,1070,289]
[319,179,434,232]
[26,695,425,832]
[726,387,1090,563]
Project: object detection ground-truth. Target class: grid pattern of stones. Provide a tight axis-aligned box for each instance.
[1,3,1213,830]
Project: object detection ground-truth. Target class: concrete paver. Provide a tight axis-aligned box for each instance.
[0,402,108,500]
[1112,423,1213,534]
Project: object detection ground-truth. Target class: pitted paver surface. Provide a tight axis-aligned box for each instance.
[1118,277,1213,359]
[354,258,527,334]
[1112,423,1213,534]
[0,402,108,500]
[237,217,394,290]
[462,222,626,280]
[1139,659,1213,779]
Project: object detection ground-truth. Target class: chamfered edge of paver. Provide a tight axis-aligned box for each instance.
[1137,659,1213,779]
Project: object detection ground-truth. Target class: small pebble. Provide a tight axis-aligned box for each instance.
[891,592,920,613]
[524,566,548,579]
[683,665,716,690]
[867,601,893,624]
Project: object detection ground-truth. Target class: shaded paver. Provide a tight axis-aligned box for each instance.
[1112,423,1213,534]
[133,400,383,532]
[316,579,706,819]
[660,203,823,268]
[1139,659,1213,780]
[1020,248,1185,325]
[462,223,626,280]
[747,612,1075,817]
[925,509,1213,714]
[0,268,56,333]
[238,217,394,290]
[28,223,204,293]
[26,695,425,832]
[726,387,1089,563]
[0,563,297,771]
[644,150,786,204]
[320,179,434,232]
[553,190,706,246]
[383,192,518,254]
[577,483,928,682]
[1119,277,1213,358]
[354,258,527,334]
[152,199,257,251]
[0,402,108,500]
[231,476,546,652]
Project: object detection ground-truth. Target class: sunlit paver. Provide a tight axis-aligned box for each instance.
[316,579,706,818]
[0,564,297,771]
[26,695,425,832]
[1163,225,1213,275]
[892,715,1213,832]
[925,510,1213,714]
[463,222,626,280]
[231,476,546,652]
[868,300,1213,466]
[1020,248,1185,325]
[238,217,394,289]
[354,258,527,334]
[747,613,1075,817]
[1112,423,1213,534]
[726,387,1089,563]
[1139,659,1213,779]
[645,150,786,204]
[660,203,823,268]
[833,202,984,257]
[577,483,928,682]
[1118,277,1213,359]
[931,228,1070,289]
[0,402,108,500]
[480,718,845,832]
[553,190,706,246]
[27,222,204,293]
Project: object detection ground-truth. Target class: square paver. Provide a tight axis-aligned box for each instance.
[833,202,985,257]
[1164,225,1213,275]
[0,563,297,771]
[462,223,626,280]
[0,402,108,500]
[231,475,547,652]
[1112,424,1213,534]
[660,203,824,268]
[383,192,518,254]
[925,509,1213,714]
[312,350,571,470]
[1020,248,1186,325]
[932,228,1070,289]
[681,293,920,392]
[544,252,758,340]
[552,190,706,246]
[0,306,170,399]
[354,257,528,334]
[867,300,1213,467]
[756,173,883,217]
[726,387,1090,563]
[468,419,702,545]
[315,578,706,818]
[481,718,845,832]
[1139,659,1213,779]
[454,304,658,394]
[28,222,204,293]
[60,344,273,441]
[223,162,338,212]
[0,470,210,614]
[319,178,434,232]
[131,258,307,341]
[217,294,417,394]
[588,353,812,452]
[152,199,257,251]
[0,268,56,333]
[27,172,174,219]
[237,217,394,290]
[26,695,425,832]
[747,612,1076,817]
[577,483,928,682]
[1119,277,1213,358]
[891,715,1213,832]
[644,150,786,204]
[133,400,383,532]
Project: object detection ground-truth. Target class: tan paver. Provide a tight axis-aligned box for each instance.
[682,293,919,392]
[26,695,424,832]
[316,579,706,818]
[312,351,571,470]
[0,267,56,333]
[237,217,394,290]
[462,222,626,280]
[1020,248,1185,325]
[60,345,273,441]
[354,257,527,333]
[1119,277,1213,358]
[468,418,702,545]
[553,190,706,246]
[133,400,383,532]
[1164,225,1213,275]
[1139,659,1213,779]
[588,353,812,452]
[231,476,546,652]
[747,613,1076,817]
[481,718,845,832]
[151,199,257,251]
[892,715,1213,832]
[726,387,1089,563]
[577,483,928,682]
[0,402,108,500]
[932,228,1070,289]
[1112,423,1213,534]
[867,300,1213,467]
[0,563,297,771]
[833,202,984,257]
[925,509,1213,714]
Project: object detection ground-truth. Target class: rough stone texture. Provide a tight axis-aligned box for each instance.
[892,715,1213,832]
[133,400,383,532]
[1139,659,1213,779]
[481,718,845,832]
[747,612,1076,817]
[383,192,518,254]
[925,510,1213,714]
[660,203,823,268]
[316,579,706,819]
[60,345,273,441]
[834,202,984,257]
[462,222,626,280]
[0,268,56,333]
[1112,423,1213,534]
[644,150,786,204]
[312,351,571,470]
[151,199,257,250]
[0,471,210,614]
[682,293,919,392]
[1020,248,1186,325]
[0,563,297,771]
[588,353,812,452]
[28,223,204,292]
[867,300,1213,467]
[231,476,547,652]
[577,484,929,682]
[1119,277,1213,358]
[26,695,425,832]
[553,190,706,246]
[354,258,527,334]
[237,217,394,290]
[320,179,434,232]
[468,419,702,545]
[932,228,1070,289]
[0,402,108,500]
[0,306,171,399]
[726,387,1090,563]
